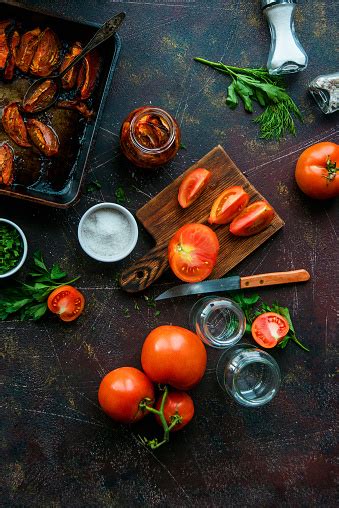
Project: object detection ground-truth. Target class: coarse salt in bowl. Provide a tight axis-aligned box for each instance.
[78,203,138,262]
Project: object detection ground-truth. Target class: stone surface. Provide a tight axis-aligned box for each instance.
[1,1,338,506]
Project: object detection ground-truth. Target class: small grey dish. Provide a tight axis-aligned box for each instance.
[0,218,28,279]
[78,202,139,262]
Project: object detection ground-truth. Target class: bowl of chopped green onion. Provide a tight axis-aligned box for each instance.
[0,218,28,279]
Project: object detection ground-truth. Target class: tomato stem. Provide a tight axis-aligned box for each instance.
[139,386,181,450]
[325,156,337,182]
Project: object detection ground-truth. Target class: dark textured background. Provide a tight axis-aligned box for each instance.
[1,1,338,506]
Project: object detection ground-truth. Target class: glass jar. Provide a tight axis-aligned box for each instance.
[120,106,181,168]
[216,343,281,407]
[189,297,246,348]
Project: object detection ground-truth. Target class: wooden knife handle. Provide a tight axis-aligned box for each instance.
[119,243,169,293]
[240,269,310,289]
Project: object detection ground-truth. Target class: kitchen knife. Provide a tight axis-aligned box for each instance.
[155,269,310,301]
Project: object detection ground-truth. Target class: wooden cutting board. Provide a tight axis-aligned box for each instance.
[120,145,284,292]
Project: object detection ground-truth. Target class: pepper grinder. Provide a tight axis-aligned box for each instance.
[261,0,308,75]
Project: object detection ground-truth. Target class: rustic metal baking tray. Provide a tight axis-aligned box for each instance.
[0,1,121,208]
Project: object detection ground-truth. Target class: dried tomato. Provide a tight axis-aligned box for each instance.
[0,20,12,70]
[2,102,31,148]
[60,41,82,89]
[22,79,58,113]
[27,119,59,157]
[4,30,20,81]
[77,48,100,100]
[0,143,14,186]
[30,27,60,77]
[15,27,41,73]
[56,100,94,120]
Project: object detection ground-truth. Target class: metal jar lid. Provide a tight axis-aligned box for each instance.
[261,0,297,9]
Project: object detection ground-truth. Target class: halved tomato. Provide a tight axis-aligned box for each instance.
[251,312,289,348]
[47,285,85,322]
[178,168,211,208]
[208,186,250,225]
[168,223,219,282]
[229,200,275,237]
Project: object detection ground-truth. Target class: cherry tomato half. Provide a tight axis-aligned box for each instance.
[47,285,85,322]
[295,141,339,200]
[98,367,154,424]
[155,391,194,432]
[229,200,275,237]
[178,168,212,208]
[141,325,207,390]
[168,223,219,282]
[251,312,289,348]
[208,186,250,225]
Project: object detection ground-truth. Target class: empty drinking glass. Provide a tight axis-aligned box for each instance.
[189,297,246,348]
[216,344,281,407]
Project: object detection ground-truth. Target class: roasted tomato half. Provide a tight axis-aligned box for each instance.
[27,119,59,157]
[98,367,154,424]
[0,20,13,70]
[22,79,58,113]
[295,142,339,200]
[208,186,250,225]
[251,312,289,348]
[155,391,194,432]
[60,41,82,89]
[2,102,31,147]
[30,27,60,77]
[56,100,94,120]
[47,285,85,322]
[15,27,41,73]
[229,201,275,237]
[4,30,20,81]
[178,168,211,208]
[77,48,100,100]
[168,223,219,282]
[0,143,14,186]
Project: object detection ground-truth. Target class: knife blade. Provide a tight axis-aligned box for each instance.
[155,269,310,301]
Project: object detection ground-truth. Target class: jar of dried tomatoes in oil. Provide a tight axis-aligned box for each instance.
[120,106,181,168]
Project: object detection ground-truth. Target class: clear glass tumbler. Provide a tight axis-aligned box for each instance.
[189,297,246,348]
[216,344,281,407]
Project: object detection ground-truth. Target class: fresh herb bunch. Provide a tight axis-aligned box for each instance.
[231,292,309,352]
[0,223,23,275]
[194,58,302,141]
[0,251,80,321]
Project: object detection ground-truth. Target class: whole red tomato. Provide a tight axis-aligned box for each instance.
[141,325,207,390]
[295,141,339,199]
[155,391,194,431]
[98,367,154,424]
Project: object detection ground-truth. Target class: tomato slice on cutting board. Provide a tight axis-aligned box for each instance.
[208,186,250,224]
[229,200,275,236]
[47,285,85,322]
[168,223,219,282]
[178,168,212,208]
[251,312,289,348]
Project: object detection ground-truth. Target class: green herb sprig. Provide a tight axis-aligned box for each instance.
[0,251,80,321]
[0,223,23,275]
[232,292,309,352]
[194,58,302,141]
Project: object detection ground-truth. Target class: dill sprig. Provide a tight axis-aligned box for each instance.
[194,57,302,141]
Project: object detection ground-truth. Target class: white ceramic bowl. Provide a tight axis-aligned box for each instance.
[0,218,28,278]
[78,202,139,262]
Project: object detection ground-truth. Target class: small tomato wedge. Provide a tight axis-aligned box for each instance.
[155,391,194,432]
[229,200,275,237]
[178,168,211,208]
[252,312,289,348]
[168,223,219,282]
[208,186,250,225]
[47,285,85,322]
